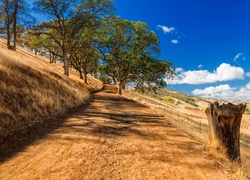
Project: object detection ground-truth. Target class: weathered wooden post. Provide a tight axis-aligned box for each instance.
[205,102,246,163]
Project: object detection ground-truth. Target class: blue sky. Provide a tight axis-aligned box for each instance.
[114,0,250,101]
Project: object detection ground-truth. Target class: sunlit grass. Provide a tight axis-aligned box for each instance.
[162,96,175,104]
[0,39,103,138]
[245,105,250,115]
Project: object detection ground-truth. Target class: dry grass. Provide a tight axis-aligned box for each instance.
[0,85,240,179]
[125,90,250,179]
[204,147,250,180]
[0,40,103,138]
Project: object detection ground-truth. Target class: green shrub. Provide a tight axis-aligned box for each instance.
[245,105,250,114]
[162,96,175,104]
[100,75,112,84]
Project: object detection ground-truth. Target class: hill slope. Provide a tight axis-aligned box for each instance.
[125,88,250,177]
[0,84,240,179]
[137,87,250,110]
[0,40,103,138]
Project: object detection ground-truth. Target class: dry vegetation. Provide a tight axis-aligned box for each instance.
[0,39,249,179]
[0,84,241,179]
[125,89,250,179]
[0,40,103,138]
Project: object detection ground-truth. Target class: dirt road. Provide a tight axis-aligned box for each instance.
[0,85,236,179]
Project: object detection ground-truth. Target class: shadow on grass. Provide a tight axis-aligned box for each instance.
[0,102,90,163]
[0,84,171,163]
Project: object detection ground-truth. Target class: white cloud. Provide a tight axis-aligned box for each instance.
[246,72,250,78]
[192,83,250,101]
[233,53,246,61]
[167,63,245,85]
[193,84,235,97]
[198,64,203,69]
[175,67,184,73]
[171,39,178,44]
[157,25,175,33]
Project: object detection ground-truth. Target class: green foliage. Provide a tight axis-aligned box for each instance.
[32,0,114,76]
[245,105,250,114]
[162,96,175,104]
[0,0,33,49]
[97,15,175,94]
[100,75,112,84]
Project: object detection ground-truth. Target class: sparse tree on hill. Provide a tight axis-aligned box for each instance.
[0,0,33,50]
[0,0,15,49]
[27,29,62,61]
[32,0,114,76]
[97,15,175,95]
[71,26,100,83]
[72,44,99,83]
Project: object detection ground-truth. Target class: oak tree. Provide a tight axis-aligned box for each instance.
[32,0,114,76]
[0,0,32,50]
[97,16,175,94]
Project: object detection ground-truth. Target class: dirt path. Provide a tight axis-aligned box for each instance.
[0,85,235,179]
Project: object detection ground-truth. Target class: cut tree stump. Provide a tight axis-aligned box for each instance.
[205,102,246,163]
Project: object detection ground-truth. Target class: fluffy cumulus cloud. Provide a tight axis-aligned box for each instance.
[246,72,250,78]
[167,63,245,85]
[192,83,250,101]
[175,67,184,73]
[171,39,178,44]
[157,25,175,33]
[192,84,235,98]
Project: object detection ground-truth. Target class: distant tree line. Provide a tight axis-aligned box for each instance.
[0,0,175,95]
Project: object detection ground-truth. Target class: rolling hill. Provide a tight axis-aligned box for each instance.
[0,39,103,139]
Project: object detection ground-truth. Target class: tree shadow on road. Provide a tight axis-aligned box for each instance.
[0,85,173,163]
[0,102,90,163]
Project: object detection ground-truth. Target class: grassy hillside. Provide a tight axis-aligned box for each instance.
[0,40,103,138]
[135,88,210,109]
[134,87,250,112]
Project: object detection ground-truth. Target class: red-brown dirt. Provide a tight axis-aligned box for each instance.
[0,84,237,179]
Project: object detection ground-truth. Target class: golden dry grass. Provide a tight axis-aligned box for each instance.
[0,85,239,179]
[0,39,103,138]
[125,90,250,179]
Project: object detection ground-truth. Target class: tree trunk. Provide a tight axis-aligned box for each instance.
[84,73,88,84]
[63,52,69,76]
[83,66,88,84]
[49,52,52,63]
[13,11,17,51]
[12,0,18,51]
[79,69,83,80]
[205,102,246,163]
[6,1,12,50]
[117,81,123,95]
[7,24,11,49]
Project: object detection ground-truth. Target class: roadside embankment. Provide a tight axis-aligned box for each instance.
[0,42,103,139]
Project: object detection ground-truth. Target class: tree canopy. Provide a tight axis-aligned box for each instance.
[32,0,114,76]
[0,1,175,94]
[0,0,33,50]
[97,15,175,94]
